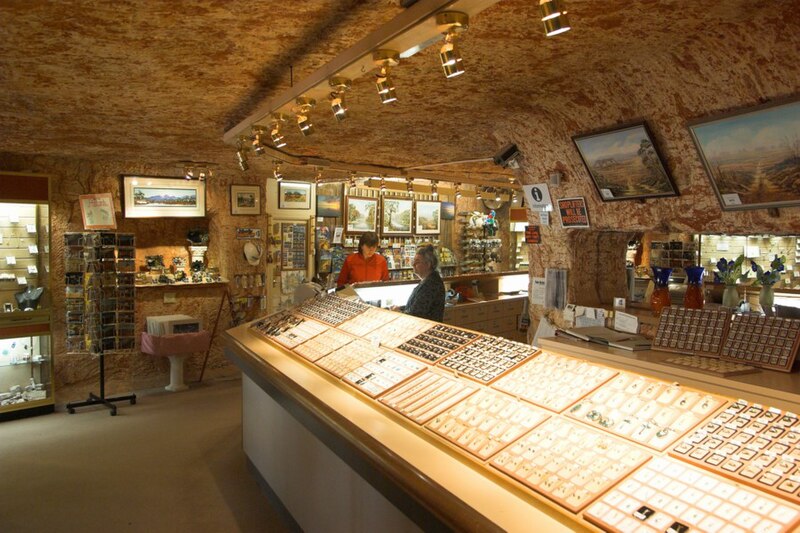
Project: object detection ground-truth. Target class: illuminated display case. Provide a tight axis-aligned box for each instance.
[0,171,54,420]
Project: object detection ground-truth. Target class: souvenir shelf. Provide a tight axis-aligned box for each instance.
[459,214,502,274]
[63,231,137,415]
[0,171,54,421]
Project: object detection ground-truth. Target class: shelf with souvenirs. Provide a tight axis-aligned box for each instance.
[458,211,502,274]
[225,292,800,531]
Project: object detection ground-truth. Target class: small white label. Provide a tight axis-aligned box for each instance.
[6,256,16,265]
[28,244,38,254]
[16,276,27,285]
[9,214,19,223]
[716,242,729,251]
[26,224,36,233]
[722,193,742,206]
[613,297,626,309]
[600,188,614,199]
[615,311,639,334]
[540,211,550,226]
[27,265,37,274]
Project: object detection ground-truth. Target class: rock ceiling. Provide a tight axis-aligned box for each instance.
[0,0,794,182]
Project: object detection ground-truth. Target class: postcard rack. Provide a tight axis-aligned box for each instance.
[64,231,137,416]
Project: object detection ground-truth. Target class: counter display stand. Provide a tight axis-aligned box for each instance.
[0,171,54,421]
[225,294,800,532]
[64,232,137,416]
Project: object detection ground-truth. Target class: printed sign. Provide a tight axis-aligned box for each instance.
[557,197,590,228]
[522,184,553,211]
[524,225,541,244]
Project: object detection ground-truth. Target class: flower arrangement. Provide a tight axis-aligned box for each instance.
[751,255,786,286]
[714,255,749,286]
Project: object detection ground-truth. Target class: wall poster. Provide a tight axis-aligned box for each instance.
[281,222,307,270]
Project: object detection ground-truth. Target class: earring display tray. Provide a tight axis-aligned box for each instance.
[438,335,538,384]
[370,314,433,349]
[397,324,481,364]
[671,399,800,506]
[585,456,800,533]
[425,388,551,461]
[315,338,390,379]
[719,315,800,372]
[378,369,479,425]
[491,351,618,413]
[338,306,398,337]
[249,312,329,349]
[566,372,726,451]
[293,328,355,363]
[652,307,731,357]
[295,294,369,326]
[661,354,760,377]
[342,351,426,398]
[490,418,651,513]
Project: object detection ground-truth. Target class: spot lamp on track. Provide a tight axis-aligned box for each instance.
[329,77,351,122]
[273,161,283,182]
[294,97,316,136]
[455,183,462,199]
[407,178,414,193]
[269,113,288,148]
[539,0,571,37]
[373,50,400,104]
[236,137,249,172]
[431,180,439,199]
[251,126,268,155]
[476,187,483,200]
[436,11,469,79]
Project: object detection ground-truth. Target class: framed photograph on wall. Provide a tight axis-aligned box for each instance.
[279,181,312,210]
[345,196,378,234]
[230,184,261,215]
[441,201,456,220]
[689,98,800,211]
[573,122,678,202]
[415,200,441,234]
[122,176,206,218]
[316,182,343,217]
[381,197,413,235]
[79,193,117,230]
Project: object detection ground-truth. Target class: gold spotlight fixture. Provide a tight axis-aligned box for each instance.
[540,0,571,37]
[431,180,439,199]
[436,11,469,79]
[476,187,483,200]
[329,76,351,122]
[494,188,502,202]
[236,137,249,172]
[455,183,462,199]
[373,50,400,104]
[273,160,283,182]
[348,171,357,191]
[314,167,323,184]
[269,113,288,148]
[251,126,268,155]
[406,178,414,193]
[511,190,519,204]
[380,175,387,195]
[294,97,316,136]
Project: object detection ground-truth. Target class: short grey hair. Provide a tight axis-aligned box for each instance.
[416,244,439,271]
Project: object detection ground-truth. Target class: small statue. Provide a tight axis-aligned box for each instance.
[484,210,498,237]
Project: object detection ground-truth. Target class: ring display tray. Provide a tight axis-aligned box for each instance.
[720,314,800,372]
[652,307,730,357]
[295,294,369,326]
[662,354,760,377]
[396,324,480,364]
[378,369,479,425]
[249,311,329,350]
[437,335,538,384]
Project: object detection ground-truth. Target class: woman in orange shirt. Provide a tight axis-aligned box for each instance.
[337,232,389,286]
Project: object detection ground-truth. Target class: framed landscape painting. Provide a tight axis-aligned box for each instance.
[381,197,413,235]
[415,200,440,234]
[230,184,261,215]
[279,181,311,210]
[573,122,678,202]
[316,182,343,217]
[345,196,378,234]
[122,176,206,218]
[689,99,800,211]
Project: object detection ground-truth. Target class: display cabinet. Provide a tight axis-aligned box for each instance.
[0,171,54,420]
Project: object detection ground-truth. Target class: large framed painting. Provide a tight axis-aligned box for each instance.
[316,182,343,217]
[573,122,678,202]
[345,196,378,234]
[79,193,116,230]
[230,184,261,215]
[122,176,206,218]
[415,200,441,234]
[381,197,413,235]
[279,181,312,210]
[689,98,800,211]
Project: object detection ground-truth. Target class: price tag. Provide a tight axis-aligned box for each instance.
[722,193,742,206]
[16,276,27,285]
[27,265,38,274]
[6,256,16,265]
[9,214,19,223]
[26,224,36,233]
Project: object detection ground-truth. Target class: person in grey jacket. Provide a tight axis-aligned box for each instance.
[403,244,445,322]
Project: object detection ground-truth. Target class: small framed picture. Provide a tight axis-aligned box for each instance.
[415,200,441,234]
[79,193,117,230]
[279,181,312,210]
[230,184,261,215]
[3,303,12,313]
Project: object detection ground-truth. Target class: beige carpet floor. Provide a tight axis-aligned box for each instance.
[0,376,290,533]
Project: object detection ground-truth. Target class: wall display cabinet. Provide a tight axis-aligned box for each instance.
[226,294,800,531]
[0,171,54,420]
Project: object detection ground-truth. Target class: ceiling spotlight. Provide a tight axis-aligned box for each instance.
[495,188,501,202]
[198,169,208,181]
[476,188,483,200]
[436,12,469,79]
[455,183,462,199]
[273,161,283,182]
[184,167,194,180]
[373,50,400,104]
[540,0,571,36]
[294,97,316,136]
[512,190,519,204]
[431,180,439,199]
[406,178,414,193]
[329,77,351,122]
[251,126,268,155]
[269,113,287,148]
[348,171,357,191]
[236,137,249,172]
[380,175,387,195]
[314,167,323,184]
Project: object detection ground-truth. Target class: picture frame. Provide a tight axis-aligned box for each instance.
[572,122,678,202]
[381,197,413,235]
[316,182,343,217]
[441,201,456,220]
[278,181,312,210]
[415,200,441,234]
[122,176,206,218]
[345,196,378,234]
[79,193,117,230]
[230,184,261,215]
[689,98,800,211]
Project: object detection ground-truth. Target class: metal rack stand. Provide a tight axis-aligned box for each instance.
[66,355,136,416]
